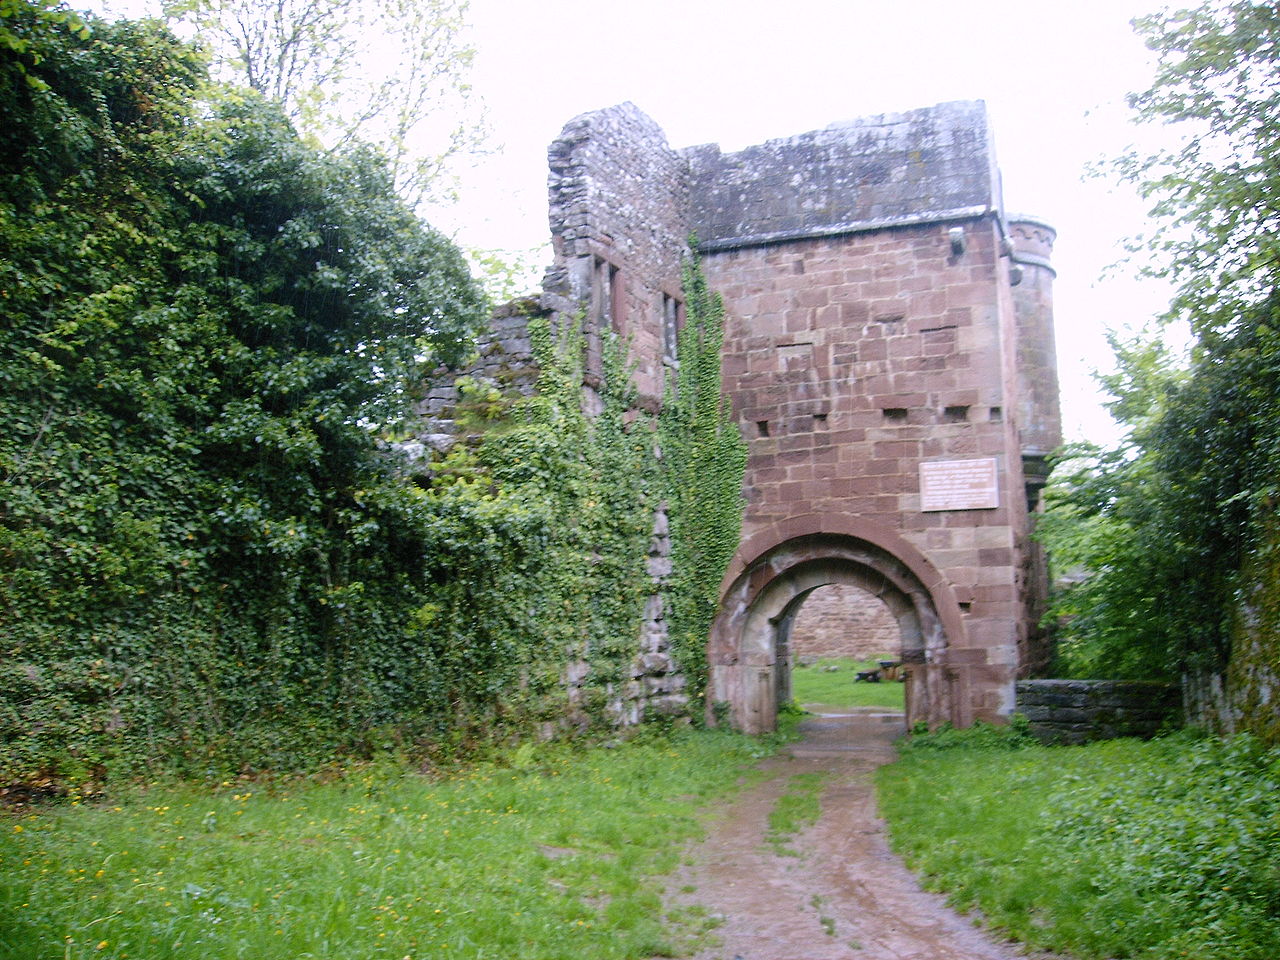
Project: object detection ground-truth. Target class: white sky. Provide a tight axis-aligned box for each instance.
[90,0,1182,445]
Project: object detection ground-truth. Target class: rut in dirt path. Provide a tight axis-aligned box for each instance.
[664,707,1042,960]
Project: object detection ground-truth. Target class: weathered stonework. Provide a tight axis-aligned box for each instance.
[789,584,900,662]
[421,99,1062,735]
[1016,680,1180,744]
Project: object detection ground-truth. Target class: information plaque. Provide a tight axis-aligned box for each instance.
[919,458,999,512]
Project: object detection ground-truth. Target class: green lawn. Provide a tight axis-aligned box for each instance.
[877,725,1280,960]
[790,656,905,710]
[0,729,777,960]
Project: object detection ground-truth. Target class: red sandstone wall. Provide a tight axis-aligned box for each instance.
[789,584,899,661]
[703,218,1026,721]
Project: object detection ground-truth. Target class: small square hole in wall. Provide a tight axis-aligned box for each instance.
[813,412,828,430]
[989,406,1003,422]
[883,408,909,423]
[756,420,770,437]
[943,405,970,423]
[959,601,972,613]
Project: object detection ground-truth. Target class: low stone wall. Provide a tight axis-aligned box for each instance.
[1015,679,1180,745]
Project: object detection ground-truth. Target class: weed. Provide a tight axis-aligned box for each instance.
[765,772,826,857]
[877,731,1280,960]
[0,728,776,960]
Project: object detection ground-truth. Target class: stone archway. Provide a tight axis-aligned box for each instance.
[707,515,971,734]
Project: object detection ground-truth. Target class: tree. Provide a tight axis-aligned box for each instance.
[1118,1,1280,337]
[1041,2,1280,687]
[1,2,486,780]
[162,0,484,207]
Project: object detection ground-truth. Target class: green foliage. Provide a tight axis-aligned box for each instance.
[411,313,661,730]
[0,5,747,787]
[878,731,1280,959]
[898,715,1035,752]
[0,727,775,960]
[1040,3,1280,697]
[0,4,486,785]
[658,252,748,707]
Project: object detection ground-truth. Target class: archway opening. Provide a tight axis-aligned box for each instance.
[782,582,906,712]
[707,529,963,735]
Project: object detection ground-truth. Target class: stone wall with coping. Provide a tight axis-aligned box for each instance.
[1016,679,1181,744]
[686,101,998,249]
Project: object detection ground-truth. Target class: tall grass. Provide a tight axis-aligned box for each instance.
[0,729,775,960]
[877,725,1280,960]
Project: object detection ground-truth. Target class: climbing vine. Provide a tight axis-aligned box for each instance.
[658,253,749,707]
[0,4,746,788]
[415,313,661,732]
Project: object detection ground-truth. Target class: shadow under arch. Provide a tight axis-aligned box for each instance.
[706,515,969,734]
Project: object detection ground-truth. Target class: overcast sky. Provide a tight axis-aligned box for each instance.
[89,0,1182,444]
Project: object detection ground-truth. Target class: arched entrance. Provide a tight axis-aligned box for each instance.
[706,515,971,734]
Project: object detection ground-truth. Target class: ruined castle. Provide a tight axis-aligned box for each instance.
[422,100,1060,733]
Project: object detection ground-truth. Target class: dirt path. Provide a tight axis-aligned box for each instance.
[664,707,1042,960]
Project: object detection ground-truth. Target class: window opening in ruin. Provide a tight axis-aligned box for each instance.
[586,257,619,382]
[883,407,909,423]
[943,405,970,423]
[661,293,682,364]
[988,406,1003,421]
[756,420,771,438]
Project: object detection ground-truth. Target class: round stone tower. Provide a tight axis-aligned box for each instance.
[1008,215,1061,490]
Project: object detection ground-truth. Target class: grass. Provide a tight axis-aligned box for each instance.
[790,656,905,710]
[876,724,1280,960]
[0,727,779,960]
[764,772,826,857]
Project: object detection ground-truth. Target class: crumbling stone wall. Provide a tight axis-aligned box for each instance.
[544,103,689,407]
[412,298,541,458]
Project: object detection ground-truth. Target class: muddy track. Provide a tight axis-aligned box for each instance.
[663,707,1049,960]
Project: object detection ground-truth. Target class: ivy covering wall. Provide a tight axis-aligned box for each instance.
[0,1,748,788]
[658,256,749,704]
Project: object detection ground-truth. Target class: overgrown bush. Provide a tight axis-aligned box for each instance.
[878,730,1280,959]
[1,4,748,789]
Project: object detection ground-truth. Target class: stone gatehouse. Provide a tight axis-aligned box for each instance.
[423,100,1060,733]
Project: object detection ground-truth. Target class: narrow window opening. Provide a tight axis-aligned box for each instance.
[883,408,909,423]
[586,257,618,382]
[662,292,682,364]
[756,420,771,437]
[943,405,970,423]
[988,406,1003,422]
